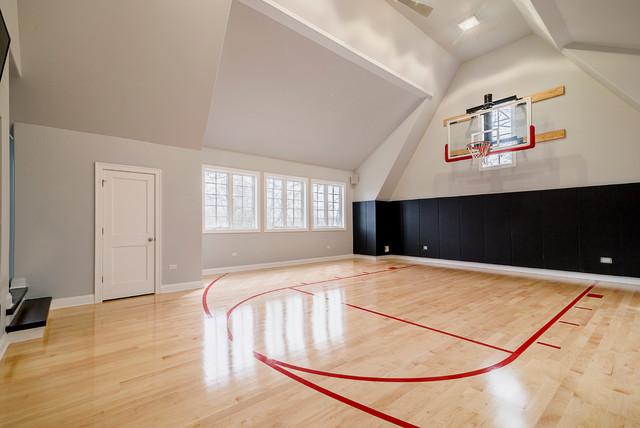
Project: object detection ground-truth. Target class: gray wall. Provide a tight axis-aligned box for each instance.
[13,123,202,299]
[202,148,353,269]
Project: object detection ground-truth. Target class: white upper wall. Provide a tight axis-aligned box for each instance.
[392,35,640,200]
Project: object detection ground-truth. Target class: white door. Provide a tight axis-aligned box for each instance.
[102,170,156,300]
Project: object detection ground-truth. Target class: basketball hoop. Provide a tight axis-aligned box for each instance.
[466,141,491,161]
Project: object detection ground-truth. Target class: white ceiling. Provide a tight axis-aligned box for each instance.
[203,1,423,170]
[8,0,640,172]
[529,0,640,54]
[385,0,533,62]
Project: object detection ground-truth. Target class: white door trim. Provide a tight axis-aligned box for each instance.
[94,162,162,303]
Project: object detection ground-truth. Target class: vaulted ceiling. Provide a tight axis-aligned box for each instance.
[9,0,640,170]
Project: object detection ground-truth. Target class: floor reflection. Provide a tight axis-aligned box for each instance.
[204,287,348,383]
[203,306,256,387]
[485,368,529,428]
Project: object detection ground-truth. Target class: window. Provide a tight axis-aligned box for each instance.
[203,166,258,232]
[480,104,520,170]
[265,174,307,230]
[312,181,345,229]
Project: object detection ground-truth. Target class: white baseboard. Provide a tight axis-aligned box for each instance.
[51,294,95,310]
[160,281,203,293]
[203,254,354,275]
[385,255,640,287]
[7,327,45,344]
[353,254,379,261]
[0,332,8,361]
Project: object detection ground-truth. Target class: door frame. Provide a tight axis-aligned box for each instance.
[94,162,162,303]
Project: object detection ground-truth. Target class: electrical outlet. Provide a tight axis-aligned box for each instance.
[384,246,389,253]
[232,252,238,257]
[422,245,428,250]
[600,257,613,264]
[326,245,331,249]
[169,264,177,270]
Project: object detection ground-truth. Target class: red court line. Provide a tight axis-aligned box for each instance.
[268,281,598,382]
[289,288,513,354]
[559,321,580,326]
[253,352,419,428]
[537,341,561,349]
[203,270,598,427]
[202,273,229,317]
[575,306,592,310]
[215,266,415,341]
[587,293,603,299]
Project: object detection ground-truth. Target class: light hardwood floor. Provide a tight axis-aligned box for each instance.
[1,259,639,427]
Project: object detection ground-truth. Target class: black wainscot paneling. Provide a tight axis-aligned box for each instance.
[365,200,377,256]
[620,183,640,277]
[401,200,420,256]
[484,193,512,265]
[511,191,544,268]
[579,186,623,275]
[376,201,400,256]
[419,198,439,258]
[438,197,461,260]
[460,195,485,263]
[352,201,367,255]
[543,188,580,272]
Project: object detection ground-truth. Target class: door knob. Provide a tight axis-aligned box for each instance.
[148,237,154,242]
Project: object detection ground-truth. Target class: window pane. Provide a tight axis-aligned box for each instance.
[285,179,305,228]
[267,178,285,229]
[204,169,257,231]
[203,170,230,230]
[231,173,256,229]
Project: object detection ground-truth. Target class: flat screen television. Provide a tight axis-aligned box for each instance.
[0,9,11,80]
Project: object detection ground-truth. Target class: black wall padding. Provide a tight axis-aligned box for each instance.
[401,200,420,257]
[353,201,367,255]
[460,195,485,263]
[511,191,544,268]
[365,201,377,256]
[352,182,639,278]
[620,183,640,277]
[438,197,461,260]
[419,199,439,258]
[543,188,580,272]
[484,193,512,266]
[579,186,622,276]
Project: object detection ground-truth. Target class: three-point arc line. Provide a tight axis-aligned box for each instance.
[202,269,598,427]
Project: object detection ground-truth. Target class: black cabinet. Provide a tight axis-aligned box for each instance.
[438,197,461,261]
[579,186,622,275]
[511,191,544,268]
[460,195,485,263]
[419,199,439,258]
[543,188,580,272]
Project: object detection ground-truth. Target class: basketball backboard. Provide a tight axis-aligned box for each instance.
[445,97,534,163]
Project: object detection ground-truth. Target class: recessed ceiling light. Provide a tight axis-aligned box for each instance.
[458,16,479,31]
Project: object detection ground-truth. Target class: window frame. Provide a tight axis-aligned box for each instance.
[263,173,308,232]
[202,164,260,234]
[310,179,347,231]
